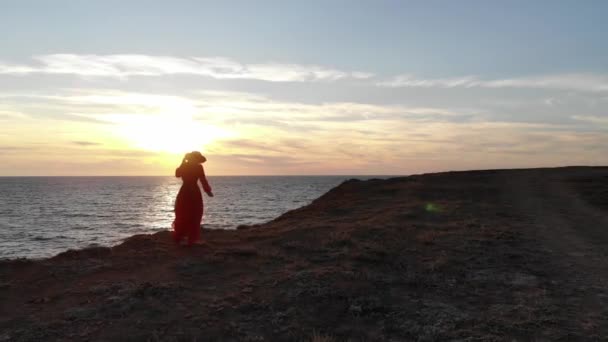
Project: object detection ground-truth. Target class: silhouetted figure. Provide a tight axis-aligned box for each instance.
[173,151,213,245]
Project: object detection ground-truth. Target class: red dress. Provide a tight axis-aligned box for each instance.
[173,163,212,245]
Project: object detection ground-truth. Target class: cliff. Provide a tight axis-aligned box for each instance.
[1,167,608,341]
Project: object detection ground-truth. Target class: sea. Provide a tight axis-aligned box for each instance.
[0,176,368,259]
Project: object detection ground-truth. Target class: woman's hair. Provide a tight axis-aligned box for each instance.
[184,151,206,164]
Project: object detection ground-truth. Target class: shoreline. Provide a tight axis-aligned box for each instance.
[3,166,600,262]
[0,175,358,261]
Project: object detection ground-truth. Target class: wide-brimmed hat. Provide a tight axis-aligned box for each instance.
[185,151,206,164]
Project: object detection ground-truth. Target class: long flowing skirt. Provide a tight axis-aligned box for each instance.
[172,184,203,244]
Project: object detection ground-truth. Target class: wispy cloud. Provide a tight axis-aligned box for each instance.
[378,73,608,93]
[2,86,607,174]
[188,90,467,124]
[572,115,608,126]
[3,54,606,94]
[0,109,28,120]
[0,54,373,82]
[72,141,102,146]
[377,75,482,88]
[1,89,469,127]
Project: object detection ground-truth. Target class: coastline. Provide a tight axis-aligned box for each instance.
[1,166,608,340]
[0,175,353,260]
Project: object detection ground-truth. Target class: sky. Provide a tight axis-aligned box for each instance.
[1,0,607,175]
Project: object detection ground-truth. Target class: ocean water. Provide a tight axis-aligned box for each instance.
[0,176,355,259]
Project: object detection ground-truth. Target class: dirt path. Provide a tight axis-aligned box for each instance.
[501,168,608,335]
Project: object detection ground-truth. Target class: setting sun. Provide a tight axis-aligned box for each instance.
[115,115,232,154]
[85,93,235,154]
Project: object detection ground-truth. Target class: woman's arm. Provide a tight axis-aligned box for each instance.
[199,165,213,196]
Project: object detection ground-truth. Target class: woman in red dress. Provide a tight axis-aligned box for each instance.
[173,151,213,245]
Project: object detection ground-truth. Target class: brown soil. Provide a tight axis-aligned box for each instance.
[1,167,608,341]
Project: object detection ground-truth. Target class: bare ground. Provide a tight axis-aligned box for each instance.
[1,167,607,341]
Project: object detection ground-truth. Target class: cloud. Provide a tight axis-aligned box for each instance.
[0,109,28,121]
[219,139,290,154]
[572,115,608,126]
[3,53,605,95]
[377,75,482,88]
[187,90,467,126]
[215,153,311,166]
[72,141,102,146]
[2,86,607,175]
[0,146,37,152]
[197,91,604,167]
[1,88,469,128]
[0,54,374,82]
[378,73,608,93]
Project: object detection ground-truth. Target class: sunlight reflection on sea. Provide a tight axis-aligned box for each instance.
[0,176,367,259]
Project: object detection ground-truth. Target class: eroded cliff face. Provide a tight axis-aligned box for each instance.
[1,167,608,341]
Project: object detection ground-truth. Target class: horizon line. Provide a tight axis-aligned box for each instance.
[0,174,407,177]
[1,165,606,178]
